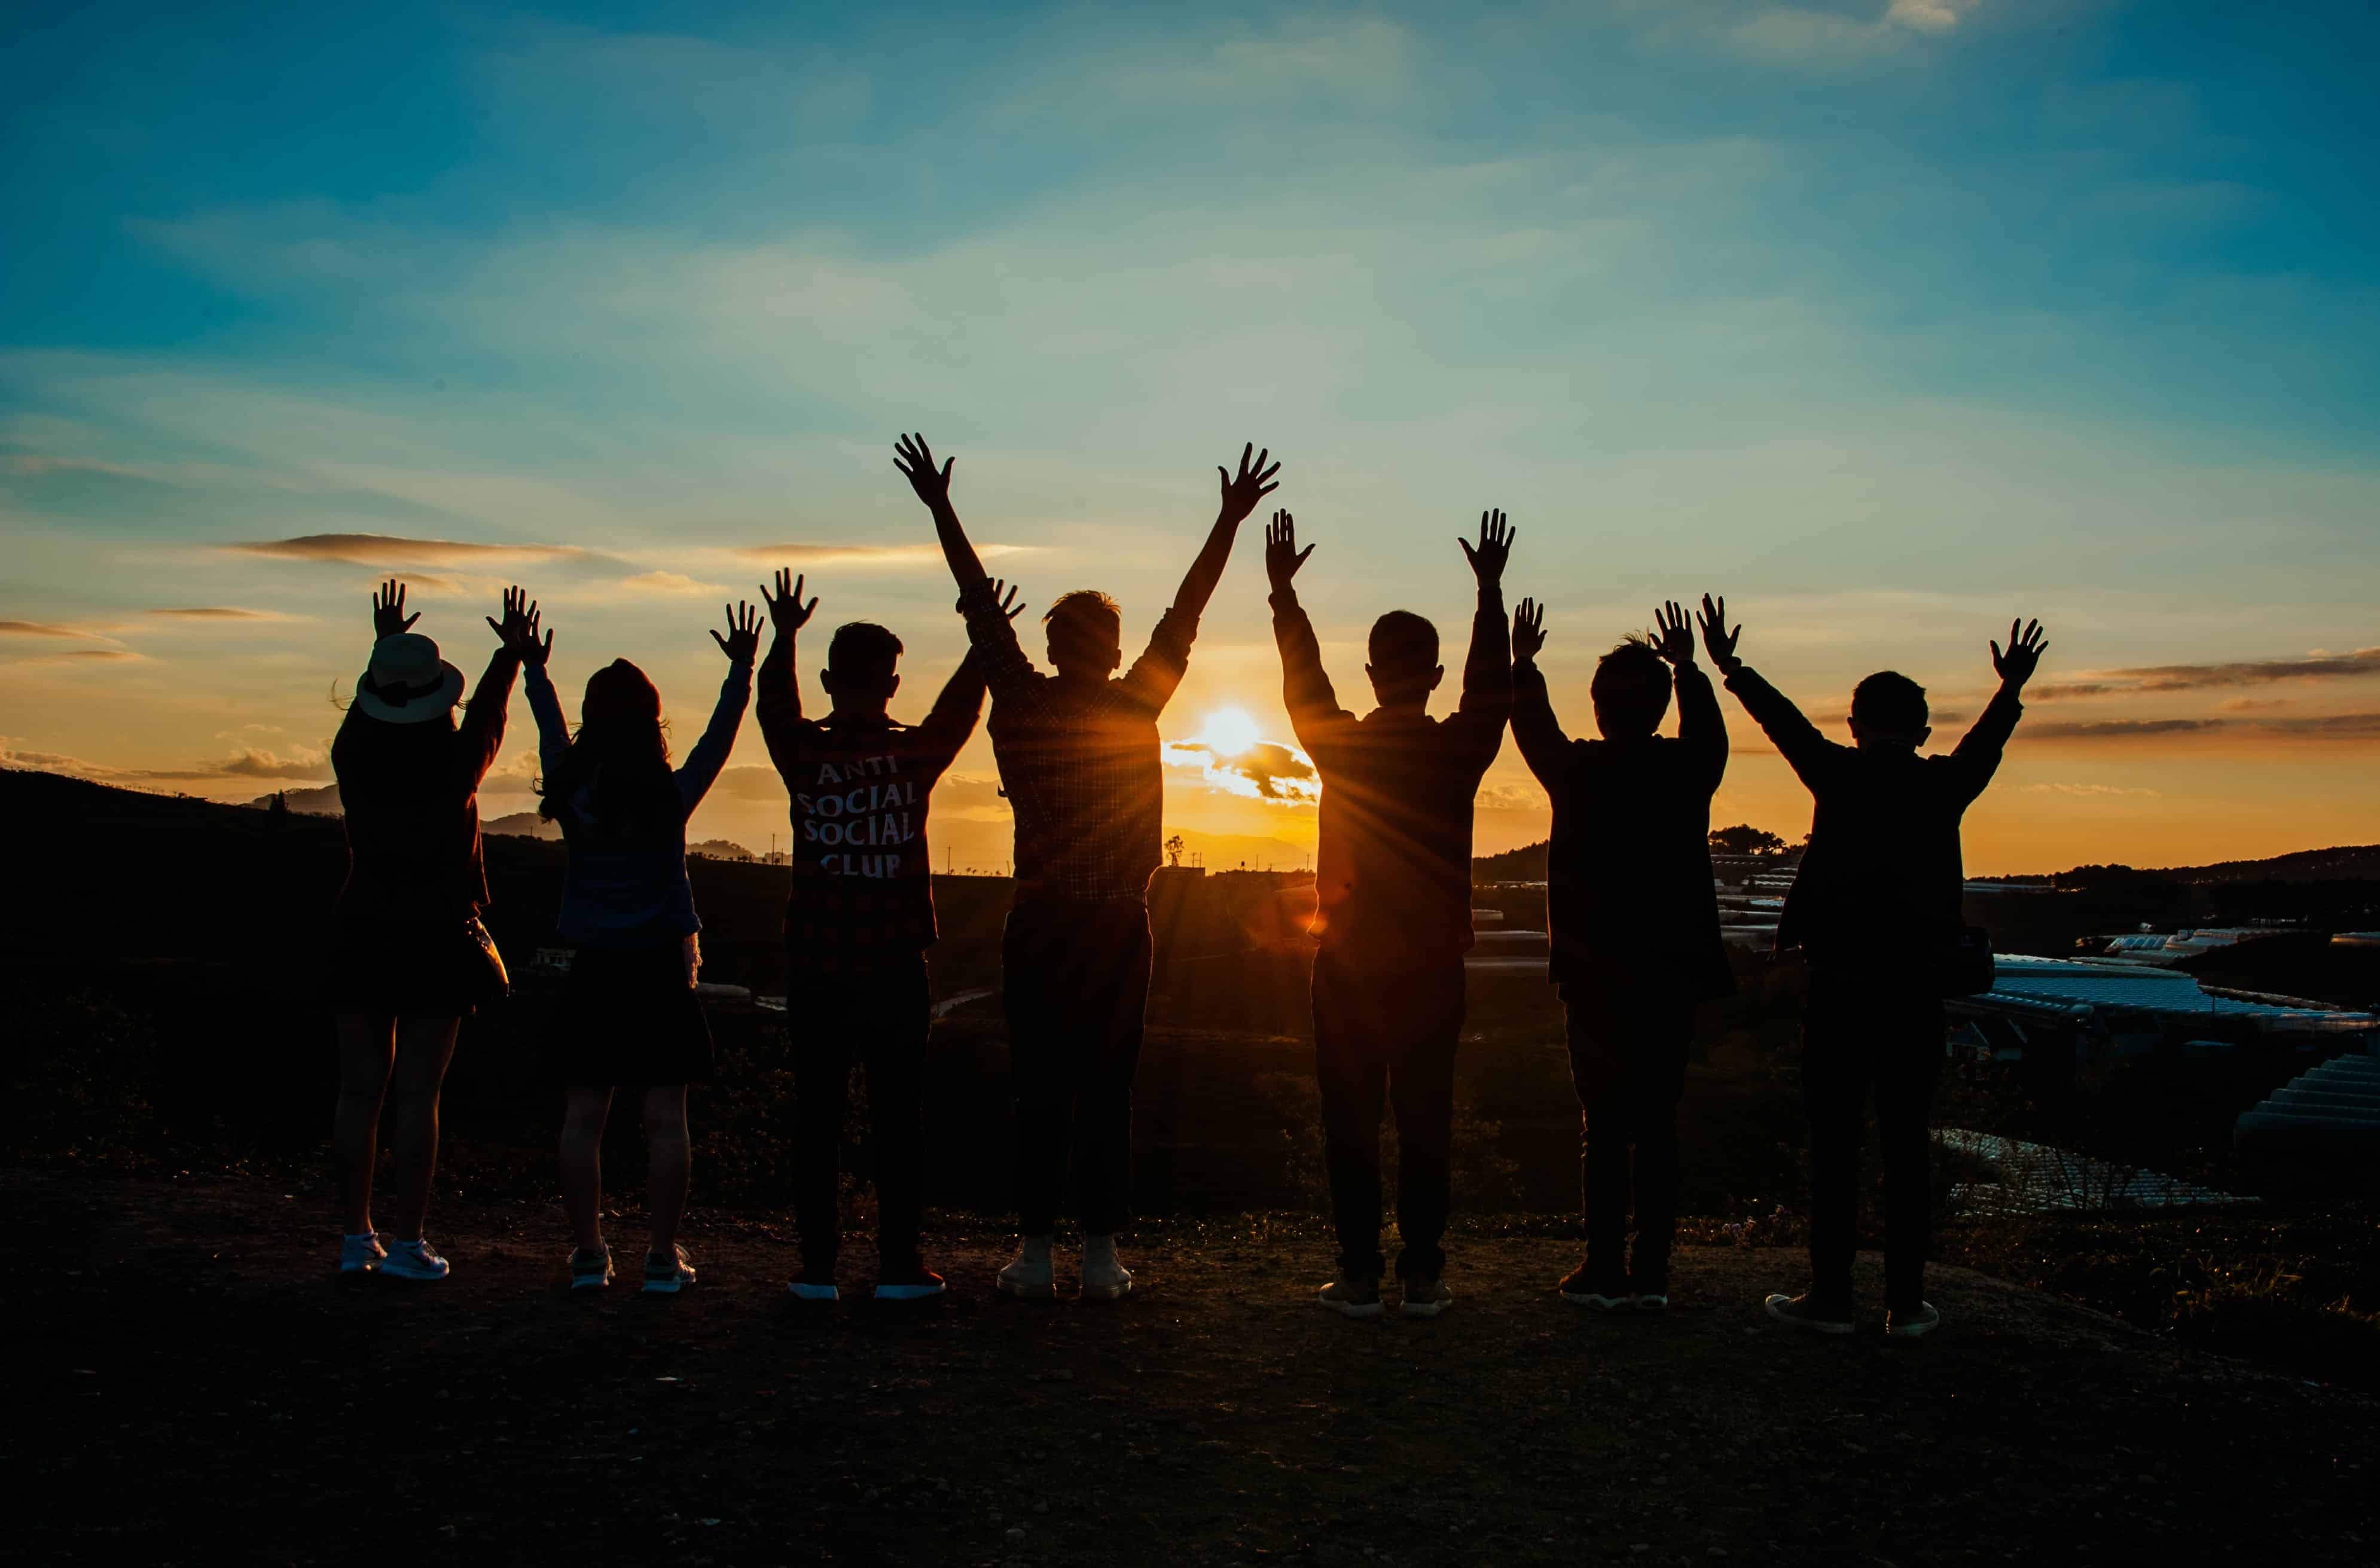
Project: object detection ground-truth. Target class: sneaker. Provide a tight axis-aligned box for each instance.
[1633,1293,1671,1312]
[340,1231,386,1276]
[643,1244,695,1295]
[996,1240,1056,1301]
[1884,1301,1940,1338]
[1557,1264,1632,1310]
[1401,1276,1454,1319]
[379,1237,450,1282]
[787,1265,839,1303]
[1317,1275,1385,1319]
[570,1246,615,1291]
[1763,1292,1854,1335]
[1080,1236,1132,1302]
[875,1267,947,1302]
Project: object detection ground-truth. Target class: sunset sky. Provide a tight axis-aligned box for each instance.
[5,1,2376,875]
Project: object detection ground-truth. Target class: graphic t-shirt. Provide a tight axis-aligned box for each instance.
[756,635,986,974]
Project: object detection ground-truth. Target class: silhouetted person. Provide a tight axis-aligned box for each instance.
[755,568,1015,1304]
[325,580,531,1282]
[898,432,1280,1301]
[1510,599,1731,1311]
[1704,599,2047,1337]
[1267,507,1514,1320]
[524,601,759,1295]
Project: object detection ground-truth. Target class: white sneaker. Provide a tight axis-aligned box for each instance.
[340,1231,386,1276]
[1080,1236,1131,1301]
[996,1237,1056,1301]
[570,1246,615,1290]
[380,1237,450,1282]
[1400,1276,1454,1319]
[1884,1301,1940,1338]
[643,1244,696,1295]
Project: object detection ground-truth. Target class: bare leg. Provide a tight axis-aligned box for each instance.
[560,1087,614,1253]
[643,1085,691,1257]
[380,1015,460,1241]
[332,1013,396,1236]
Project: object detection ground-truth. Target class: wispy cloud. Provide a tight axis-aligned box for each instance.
[2037,647,2380,700]
[0,619,105,639]
[147,605,296,621]
[228,533,593,568]
[730,543,1036,571]
[1165,739,1319,804]
[2023,782,2164,797]
[2030,711,2380,743]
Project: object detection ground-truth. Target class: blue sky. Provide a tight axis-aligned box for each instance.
[6,1,2378,871]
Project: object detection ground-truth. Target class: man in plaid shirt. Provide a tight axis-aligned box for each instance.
[896,431,1280,1302]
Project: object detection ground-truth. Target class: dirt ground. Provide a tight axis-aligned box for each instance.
[16,1169,2375,1567]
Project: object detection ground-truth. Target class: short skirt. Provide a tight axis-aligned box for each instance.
[321,917,502,1018]
[536,942,715,1087]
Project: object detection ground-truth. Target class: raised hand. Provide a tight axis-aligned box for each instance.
[712,601,762,664]
[1512,598,1547,663]
[1991,617,2048,687]
[1652,600,1695,667]
[372,579,420,638]
[1264,510,1314,592]
[987,578,1026,621]
[760,568,819,635]
[1216,443,1281,526]
[1458,509,1514,585]
[484,585,551,667]
[1698,594,1741,670]
[893,432,954,510]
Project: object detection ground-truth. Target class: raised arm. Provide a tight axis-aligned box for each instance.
[1451,510,1514,763]
[1168,442,1280,623]
[754,568,820,782]
[894,432,989,596]
[1654,599,1727,796]
[916,647,992,774]
[1949,617,2046,803]
[1508,597,1570,788]
[1264,510,1353,753]
[678,602,759,814]
[457,585,539,788]
[1701,594,1836,791]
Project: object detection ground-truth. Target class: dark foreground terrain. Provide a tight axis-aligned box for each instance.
[16,1170,2375,1567]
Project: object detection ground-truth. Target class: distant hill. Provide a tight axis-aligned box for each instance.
[254,784,342,816]
[2154,845,2380,884]
[483,810,560,841]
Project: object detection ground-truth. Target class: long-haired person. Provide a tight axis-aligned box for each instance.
[522,602,759,1294]
[326,581,537,1280]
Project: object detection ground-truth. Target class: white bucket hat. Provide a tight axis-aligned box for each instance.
[355,632,466,724]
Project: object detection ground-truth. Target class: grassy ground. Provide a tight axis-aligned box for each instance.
[17,1169,2376,1567]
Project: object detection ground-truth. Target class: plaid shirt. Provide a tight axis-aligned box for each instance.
[962,583,1195,905]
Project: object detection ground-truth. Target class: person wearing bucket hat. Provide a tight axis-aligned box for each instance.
[525,600,758,1295]
[325,579,539,1283]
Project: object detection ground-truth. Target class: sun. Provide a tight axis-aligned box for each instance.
[1200,706,1261,758]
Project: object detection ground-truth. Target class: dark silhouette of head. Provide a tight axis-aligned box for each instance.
[1849,670,1932,752]
[823,621,903,716]
[1365,611,1444,709]
[539,658,678,838]
[1044,590,1122,682]
[1591,636,1672,740]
